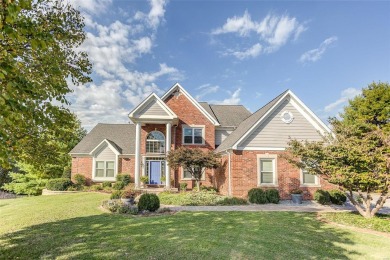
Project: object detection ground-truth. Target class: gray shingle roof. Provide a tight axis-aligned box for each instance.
[215,90,289,153]
[70,124,136,155]
[199,102,251,127]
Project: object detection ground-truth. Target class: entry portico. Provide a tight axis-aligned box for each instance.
[128,93,178,189]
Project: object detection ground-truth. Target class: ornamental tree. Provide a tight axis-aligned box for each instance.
[167,147,220,191]
[286,82,389,218]
[0,0,91,168]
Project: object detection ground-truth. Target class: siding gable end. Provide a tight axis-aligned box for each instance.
[135,99,169,117]
[238,98,325,149]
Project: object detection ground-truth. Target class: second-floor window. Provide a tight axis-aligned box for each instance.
[183,126,204,145]
[146,131,165,153]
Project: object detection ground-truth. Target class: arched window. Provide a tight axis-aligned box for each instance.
[146,131,165,153]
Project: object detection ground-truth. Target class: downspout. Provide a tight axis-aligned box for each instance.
[223,149,232,197]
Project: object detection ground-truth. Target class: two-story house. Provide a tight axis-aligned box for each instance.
[70,83,334,199]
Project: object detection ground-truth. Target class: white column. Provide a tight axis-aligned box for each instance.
[165,122,172,189]
[134,122,141,188]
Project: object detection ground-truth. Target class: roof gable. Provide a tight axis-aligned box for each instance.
[161,83,220,126]
[215,90,331,152]
[70,124,136,155]
[90,139,121,156]
[128,93,177,121]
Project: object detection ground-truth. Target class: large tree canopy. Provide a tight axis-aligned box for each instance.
[0,0,91,168]
[167,147,220,191]
[286,82,390,218]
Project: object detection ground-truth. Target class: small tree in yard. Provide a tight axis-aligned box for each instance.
[286,82,389,218]
[167,147,220,191]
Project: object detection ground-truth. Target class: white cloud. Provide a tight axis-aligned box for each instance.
[229,43,262,60]
[209,88,241,105]
[134,0,168,30]
[195,84,220,100]
[68,0,113,14]
[212,11,307,59]
[299,36,338,63]
[324,87,361,112]
[67,0,184,130]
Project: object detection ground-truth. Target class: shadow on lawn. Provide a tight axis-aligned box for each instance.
[0,212,360,259]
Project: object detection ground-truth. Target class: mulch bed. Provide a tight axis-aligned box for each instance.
[0,191,19,199]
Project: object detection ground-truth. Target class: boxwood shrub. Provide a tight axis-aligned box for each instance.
[73,174,86,186]
[329,190,347,205]
[102,181,112,188]
[46,178,72,191]
[265,189,280,204]
[248,188,268,204]
[116,174,131,186]
[138,193,160,212]
[314,189,331,205]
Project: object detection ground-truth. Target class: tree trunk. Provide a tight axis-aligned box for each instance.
[196,179,200,192]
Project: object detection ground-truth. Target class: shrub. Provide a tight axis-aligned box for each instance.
[46,178,72,191]
[116,174,131,186]
[329,190,347,205]
[90,185,103,191]
[180,182,187,191]
[200,186,218,192]
[248,188,268,204]
[290,188,303,194]
[102,200,139,215]
[67,186,78,191]
[110,190,124,199]
[113,181,125,190]
[265,189,280,204]
[2,173,47,195]
[117,204,139,215]
[73,174,86,186]
[138,193,160,212]
[216,197,248,205]
[102,181,112,188]
[314,189,331,205]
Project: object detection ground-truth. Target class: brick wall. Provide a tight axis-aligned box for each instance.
[71,157,93,185]
[119,157,135,181]
[217,150,336,199]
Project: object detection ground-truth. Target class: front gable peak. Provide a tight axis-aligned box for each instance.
[128,93,178,123]
[161,83,220,126]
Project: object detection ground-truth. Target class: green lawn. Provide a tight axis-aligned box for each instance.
[1,193,389,259]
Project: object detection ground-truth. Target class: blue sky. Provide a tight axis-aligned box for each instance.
[67,0,390,130]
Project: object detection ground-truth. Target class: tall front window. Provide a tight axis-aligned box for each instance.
[183,127,204,144]
[95,161,115,177]
[146,131,165,153]
[259,159,275,184]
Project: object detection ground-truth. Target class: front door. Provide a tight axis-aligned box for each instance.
[149,161,161,184]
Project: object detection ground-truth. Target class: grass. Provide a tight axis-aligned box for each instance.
[0,193,389,259]
[320,212,390,233]
[158,191,248,206]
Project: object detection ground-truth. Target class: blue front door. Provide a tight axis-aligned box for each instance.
[149,161,161,184]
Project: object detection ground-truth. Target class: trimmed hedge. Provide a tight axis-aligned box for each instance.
[314,189,331,205]
[265,189,280,204]
[329,190,347,205]
[248,188,268,204]
[138,193,160,212]
[46,178,72,191]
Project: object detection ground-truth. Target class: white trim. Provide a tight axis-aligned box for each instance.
[300,169,321,187]
[181,167,206,181]
[128,93,178,122]
[92,158,117,182]
[290,99,326,135]
[182,125,205,145]
[161,83,220,126]
[165,122,171,188]
[89,139,120,156]
[257,154,278,187]
[134,122,141,188]
[233,90,332,149]
[237,147,286,151]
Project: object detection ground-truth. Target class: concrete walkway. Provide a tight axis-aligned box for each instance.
[163,200,390,214]
[163,200,352,213]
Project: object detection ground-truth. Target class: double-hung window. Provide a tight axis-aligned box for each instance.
[183,126,204,145]
[301,169,318,186]
[182,167,205,180]
[95,161,115,178]
[257,154,277,186]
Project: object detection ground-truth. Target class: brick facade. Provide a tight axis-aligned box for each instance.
[216,150,336,199]
[118,157,135,181]
[71,157,93,185]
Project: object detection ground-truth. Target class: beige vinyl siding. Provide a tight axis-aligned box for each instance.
[215,130,232,145]
[95,144,116,161]
[240,99,323,148]
[136,99,169,117]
